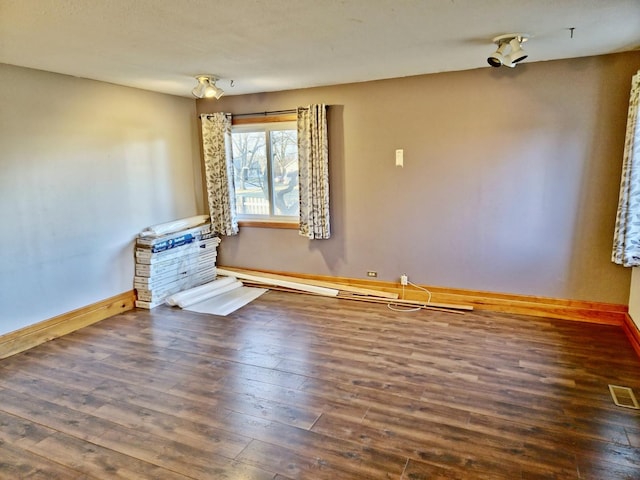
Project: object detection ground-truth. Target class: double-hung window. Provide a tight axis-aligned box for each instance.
[231,121,299,225]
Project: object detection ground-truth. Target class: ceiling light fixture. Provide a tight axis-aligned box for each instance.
[487,34,530,68]
[192,74,225,99]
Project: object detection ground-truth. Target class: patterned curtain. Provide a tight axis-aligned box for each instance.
[613,71,640,266]
[297,104,331,239]
[200,113,238,236]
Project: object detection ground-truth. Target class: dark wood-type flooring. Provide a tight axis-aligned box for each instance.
[1,291,639,479]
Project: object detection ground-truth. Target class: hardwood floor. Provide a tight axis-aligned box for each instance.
[1,290,639,479]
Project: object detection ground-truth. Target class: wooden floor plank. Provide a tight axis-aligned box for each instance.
[0,411,93,480]
[0,441,91,480]
[1,290,639,479]
[237,437,406,480]
[27,433,194,480]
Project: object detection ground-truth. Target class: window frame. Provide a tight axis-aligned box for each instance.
[231,114,299,229]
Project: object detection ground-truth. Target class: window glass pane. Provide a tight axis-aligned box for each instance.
[271,129,299,217]
[230,122,299,221]
[231,131,269,216]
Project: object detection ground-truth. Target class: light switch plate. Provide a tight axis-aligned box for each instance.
[395,149,403,167]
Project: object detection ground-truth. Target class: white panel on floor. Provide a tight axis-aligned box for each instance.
[183,286,268,316]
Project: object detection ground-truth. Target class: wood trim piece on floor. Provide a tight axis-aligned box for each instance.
[225,267,628,326]
[0,291,135,360]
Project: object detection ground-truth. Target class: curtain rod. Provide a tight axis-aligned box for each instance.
[201,108,302,119]
[233,108,300,118]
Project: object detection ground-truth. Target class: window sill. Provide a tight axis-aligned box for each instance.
[238,220,299,230]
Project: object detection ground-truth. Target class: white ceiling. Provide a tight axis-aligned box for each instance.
[1,0,639,98]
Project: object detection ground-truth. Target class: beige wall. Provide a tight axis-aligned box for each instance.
[198,52,640,304]
[0,64,202,335]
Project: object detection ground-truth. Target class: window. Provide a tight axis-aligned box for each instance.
[231,121,299,224]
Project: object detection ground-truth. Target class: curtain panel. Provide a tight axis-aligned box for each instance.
[200,113,238,236]
[612,71,640,267]
[297,104,331,239]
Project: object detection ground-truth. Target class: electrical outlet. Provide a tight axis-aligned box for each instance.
[400,274,408,286]
[367,271,378,278]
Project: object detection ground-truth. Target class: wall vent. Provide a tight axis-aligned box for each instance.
[608,385,640,409]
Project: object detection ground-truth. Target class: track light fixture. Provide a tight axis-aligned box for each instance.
[487,34,530,68]
[192,75,225,99]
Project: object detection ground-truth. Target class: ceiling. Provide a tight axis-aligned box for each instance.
[1,0,639,98]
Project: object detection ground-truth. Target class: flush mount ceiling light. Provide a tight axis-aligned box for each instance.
[192,74,225,99]
[487,34,530,68]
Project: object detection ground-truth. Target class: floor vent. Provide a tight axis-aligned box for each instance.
[608,385,640,409]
